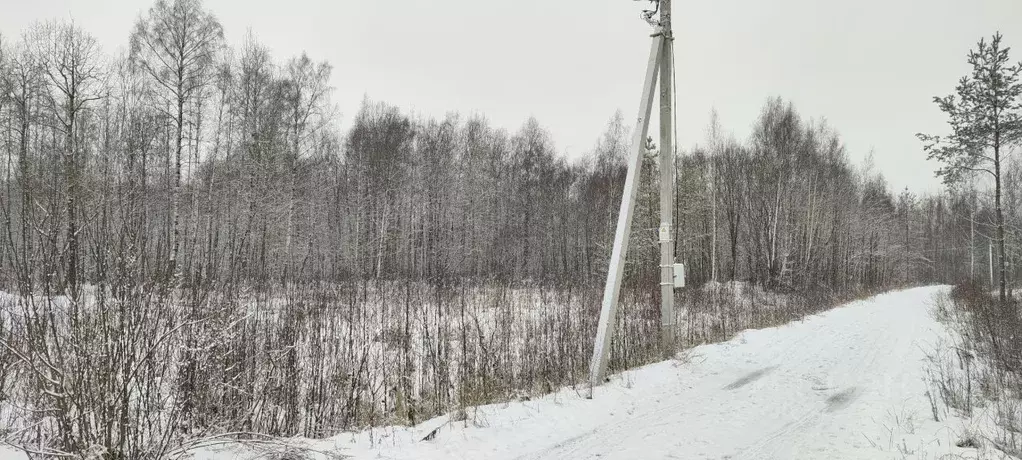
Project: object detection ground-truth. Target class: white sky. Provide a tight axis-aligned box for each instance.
[2,0,1021,193]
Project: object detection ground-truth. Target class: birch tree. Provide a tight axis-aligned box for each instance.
[130,0,223,281]
[281,54,331,278]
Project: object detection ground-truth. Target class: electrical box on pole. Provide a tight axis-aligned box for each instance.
[673,263,685,289]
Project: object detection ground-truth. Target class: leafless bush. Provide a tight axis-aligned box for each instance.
[928,283,1022,456]
[0,286,188,459]
[949,283,1022,375]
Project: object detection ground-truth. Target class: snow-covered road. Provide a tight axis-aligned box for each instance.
[340,286,980,460]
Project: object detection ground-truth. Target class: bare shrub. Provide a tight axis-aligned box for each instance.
[930,283,1022,456]
[1,287,186,459]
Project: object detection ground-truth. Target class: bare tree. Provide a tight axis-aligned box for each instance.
[37,21,105,301]
[130,0,223,282]
[281,54,331,279]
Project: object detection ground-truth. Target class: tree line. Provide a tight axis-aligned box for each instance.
[0,3,983,297]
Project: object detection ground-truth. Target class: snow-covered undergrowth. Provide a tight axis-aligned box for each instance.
[170,286,991,459]
[925,285,1022,458]
[0,280,892,458]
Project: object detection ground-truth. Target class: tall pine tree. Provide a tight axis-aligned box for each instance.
[919,32,1022,302]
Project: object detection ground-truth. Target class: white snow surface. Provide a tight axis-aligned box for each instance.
[1,286,999,459]
[326,285,984,460]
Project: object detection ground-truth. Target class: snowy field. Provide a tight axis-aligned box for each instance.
[2,286,1005,459]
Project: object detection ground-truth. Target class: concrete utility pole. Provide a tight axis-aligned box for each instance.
[658,0,676,354]
[589,0,681,394]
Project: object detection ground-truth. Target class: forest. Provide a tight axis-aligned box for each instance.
[0,0,1018,458]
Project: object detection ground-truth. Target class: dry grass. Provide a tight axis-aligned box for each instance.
[927,283,1022,457]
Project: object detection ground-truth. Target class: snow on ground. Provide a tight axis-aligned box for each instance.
[1,286,1001,459]
[321,285,988,460]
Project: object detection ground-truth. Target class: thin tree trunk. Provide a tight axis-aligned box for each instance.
[995,137,1007,302]
[171,81,184,283]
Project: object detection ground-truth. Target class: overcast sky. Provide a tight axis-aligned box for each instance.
[2,0,1021,193]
